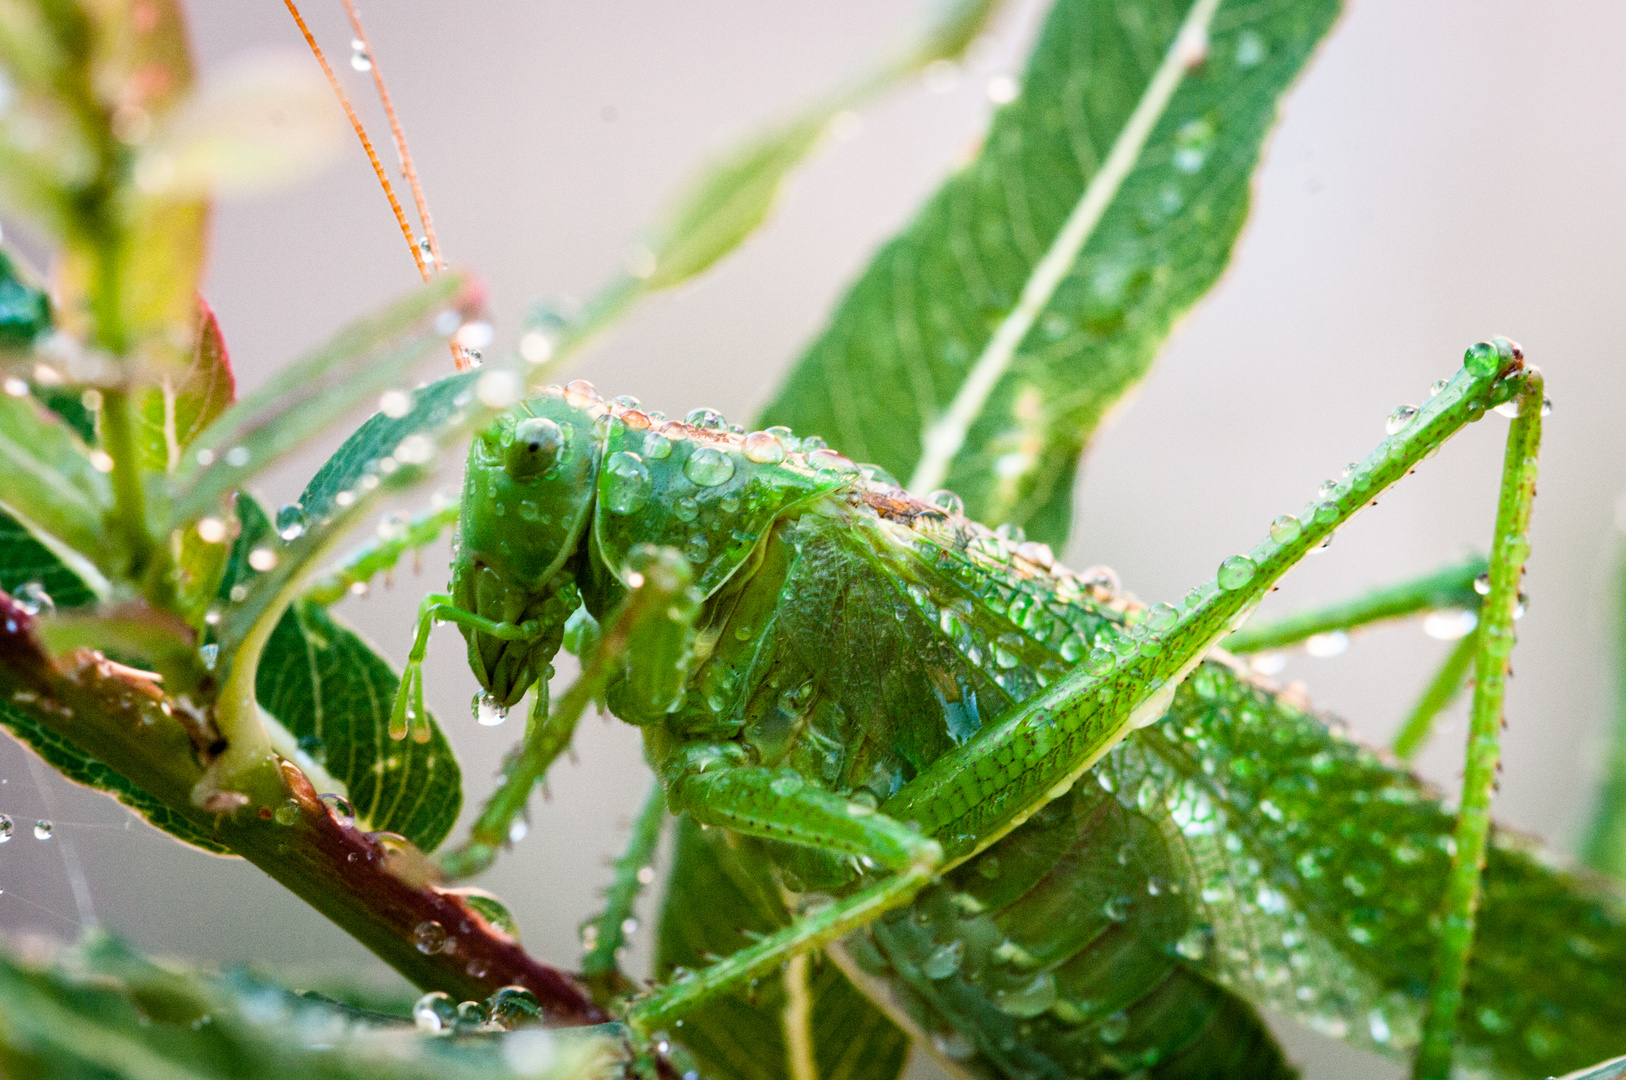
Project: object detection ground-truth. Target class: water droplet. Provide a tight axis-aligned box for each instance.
[742,431,786,464]
[1216,555,1256,591]
[922,940,964,979]
[273,799,300,826]
[1464,341,1500,377]
[1144,603,1178,633]
[395,434,435,465]
[414,920,448,954]
[509,819,529,843]
[684,408,725,430]
[769,773,803,797]
[1268,514,1301,544]
[196,517,228,544]
[319,793,355,828]
[1385,404,1419,435]
[475,690,509,727]
[32,819,51,840]
[225,446,250,468]
[1175,926,1211,961]
[672,495,700,523]
[1494,400,1520,419]
[1084,648,1115,676]
[1097,1009,1130,1044]
[14,582,53,616]
[379,389,412,418]
[414,991,455,1033]
[1103,895,1131,921]
[1305,630,1349,658]
[928,489,964,516]
[604,450,653,514]
[1429,379,1449,397]
[1424,609,1477,640]
[349,38,372,71]
[1502,532,1531,563]
[641,431,672,460]
[275,504,306,541]
[564,380,600,408]
[1474,573,1491,596]
[0,815,12,842]
[248,547,278,572]
[683,533,710,563]
[807,448,858,475]
[1541,397,1553,417]
[684,446,736,487]
[992,971,1056,1017]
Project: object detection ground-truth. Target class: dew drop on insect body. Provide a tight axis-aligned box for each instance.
[1216,556,1256,591]
[33,819,51,840]
[1464,341,1500,378]
[349,38,372,71]
[1144,603,1178,633]
[1084,648,1115,677]
[1541,397,1553,417]
[992,971,1056,1018]
[683,534,710,563]
[1386,405,1418,435]
[684,446,736,487]
[928,489,964,516]
[475,690,509,727]
[642,431,672,460]
[1268,515,1301,544]
[672,496,699,523]
[807,448,858,475]
[1494,400,1520,419]
[743,431,785,464]
[604,451,653,514]
[414,920,448,954]
[563,380,600,408]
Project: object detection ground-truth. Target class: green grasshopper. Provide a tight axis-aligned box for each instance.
[371,336,1570,1076]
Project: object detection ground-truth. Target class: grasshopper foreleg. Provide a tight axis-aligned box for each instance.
[388,592,542,743]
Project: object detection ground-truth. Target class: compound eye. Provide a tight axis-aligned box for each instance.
[505,417,564,481]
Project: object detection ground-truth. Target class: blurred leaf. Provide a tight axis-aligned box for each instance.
[133,55,345,198]
[0,392,110,558]
[224,496,461,852]
[1561,1055,1626,1080]
[1584,529,1626,880]
[168,272,465,528]
[138,296,236,472]
[760,0,1342,546]
[0,249,51,349]
[656,817,910,1080]
[0,510,97,611]
[538,0,1005,365]
[0,929,621,1080]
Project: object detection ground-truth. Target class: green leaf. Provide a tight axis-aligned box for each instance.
[760,0,1342,546]
[0,508,96,610]
[0,248,51,348]
[168,272,465,528]
[225,496,461,852]
[656,816,910,1080]
[0,391,110,560]
[536,0,1005,366]
[0,929,621,1080]
[138,297,237,472]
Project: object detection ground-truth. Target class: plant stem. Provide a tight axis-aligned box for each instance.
[0,593,606,1024]
[1222,555,1485,655]
[1392,630,1478,762]
[98,388,152,575]
[1413,369,1544,1080]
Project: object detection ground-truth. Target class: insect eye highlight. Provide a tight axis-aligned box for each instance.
[505,416,564,480]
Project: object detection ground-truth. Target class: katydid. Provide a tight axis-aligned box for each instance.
[365,335,1554,1072]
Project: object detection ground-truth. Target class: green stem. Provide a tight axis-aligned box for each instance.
[1581,536,1626,879]
[581,780,666,1000]
[1222,555,1485,655]
[1413,369,1544,1080]
[98,388,151,575]
[1392,630,1478,762]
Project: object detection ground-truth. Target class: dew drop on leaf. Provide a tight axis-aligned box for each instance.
[1216,555,1256,591]
[603,450,653,514]
[1385,404,1419,434]
[413,920,448,954]
[683,446,735,487]
[1268,514,1301,544]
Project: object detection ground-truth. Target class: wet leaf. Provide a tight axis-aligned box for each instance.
[761,0,1342,546]
[138,297,237,472]
[0,391,110,560]
[656,817,910,1080]
[0,930,620,1080]
[168,272,466,528]
[219,496,460,852]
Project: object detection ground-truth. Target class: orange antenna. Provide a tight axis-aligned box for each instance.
[342,0,444,274]
[283,0,428,281]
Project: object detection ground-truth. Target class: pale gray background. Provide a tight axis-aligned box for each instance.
[2,3,1624,1077]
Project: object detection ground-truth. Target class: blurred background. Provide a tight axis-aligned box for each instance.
[2,2,1625,1076]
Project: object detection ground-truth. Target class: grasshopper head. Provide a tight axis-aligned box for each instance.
[451,397,601,706]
